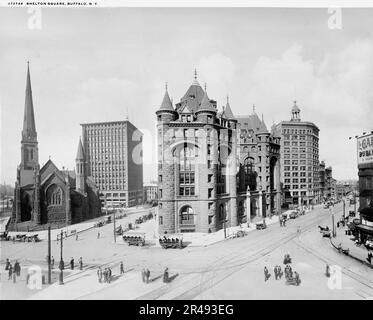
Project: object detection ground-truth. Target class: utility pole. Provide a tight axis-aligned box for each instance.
[59,230,64,285]
[48,225,51,284]
[113,210,116,243]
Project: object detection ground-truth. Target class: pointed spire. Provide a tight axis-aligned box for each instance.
[192,68,200,86]
[252,104,256,114]
[224,94,234,119]
[159,86,174,111]
[76,137,84,160]
[22,61,37,141]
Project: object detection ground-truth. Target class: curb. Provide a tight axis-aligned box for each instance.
[329,238,373,269]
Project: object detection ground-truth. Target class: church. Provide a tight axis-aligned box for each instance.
[10,63,102,231]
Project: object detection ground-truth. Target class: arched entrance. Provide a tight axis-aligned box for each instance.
[21,193,32,222]
[179,205,195,232]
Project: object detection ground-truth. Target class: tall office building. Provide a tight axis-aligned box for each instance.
[275,102,321,206]
[81,120,143,207]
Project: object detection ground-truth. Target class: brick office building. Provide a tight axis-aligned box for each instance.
[10,64,101,231]
[81,120,143,207]
[156,73,281,234]
[275,102,321,206]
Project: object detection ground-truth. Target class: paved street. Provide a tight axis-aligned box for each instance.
[1,202,372,300]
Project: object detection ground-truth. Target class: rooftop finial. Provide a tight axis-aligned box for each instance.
[227,94,229,104]
[165,82,168,92]
[194,68,197,80]
[204,82,207,91]
[294,100,297,106]
[253,104,256,113]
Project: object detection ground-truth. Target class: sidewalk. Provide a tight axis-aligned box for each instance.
[330,228,373,269]
[120,215,281,247]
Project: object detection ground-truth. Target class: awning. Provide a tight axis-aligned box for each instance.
[359,190,373,197]
[355,224,373,235]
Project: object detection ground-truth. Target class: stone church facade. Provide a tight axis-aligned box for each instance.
[10,64,101,231]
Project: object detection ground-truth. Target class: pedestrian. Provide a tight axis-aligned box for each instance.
[97,231,100,239]
[8,264,13,280]
[75,233,79,241]
[51,256,55,269]
[79,257,83,270]
[325,264,330,277]
[15,260,21,276]
[278,266,282,279]
[141,268,146,283]
[103,268,107,283]
[108,268,112,283]
[294,271,301,286]
[145,268,150,283]
[120,261,124,275]
[13,270,17,283]
[274,266,278,280]
[97,267,102,283]
[163,267,169,283]
[70,258,74,270]
[264,266,270,282]
[367,252,372,264]
[5,258,10,271]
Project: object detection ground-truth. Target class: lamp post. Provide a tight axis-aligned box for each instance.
[330,206,336,238]
[58,230,64,285]
[113,209,116,243]
[47,225,51,285]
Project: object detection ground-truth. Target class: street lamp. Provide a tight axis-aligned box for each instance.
[58,230,64,285]
[330,206,336,238]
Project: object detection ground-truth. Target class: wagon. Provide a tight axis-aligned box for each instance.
[0,231,9,241]
[26,234,40,242]
[159,234,184,249]
[115,225,123,235]
[256,222,267,230]
[321,230,331,237]
[122,232,145,246]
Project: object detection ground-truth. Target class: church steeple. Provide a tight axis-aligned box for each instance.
[22,61,37,142]
[20,62,39,180]
[76,137,86,194]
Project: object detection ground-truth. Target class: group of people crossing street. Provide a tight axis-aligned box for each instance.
[264,253,301,286]
[5,259,21,283]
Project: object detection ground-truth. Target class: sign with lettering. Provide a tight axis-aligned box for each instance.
[357,133,373,166]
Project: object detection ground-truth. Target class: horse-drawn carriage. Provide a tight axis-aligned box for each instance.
[337,244,350,255]
[318,225,331,237]
[135,217,143,224]
[0,231,10,241]
[233,229,247,238]
[159,234,184,249]
[122,232,146,246]
[115,225,123,235]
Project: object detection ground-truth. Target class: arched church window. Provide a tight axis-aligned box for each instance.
[47,185,63,206]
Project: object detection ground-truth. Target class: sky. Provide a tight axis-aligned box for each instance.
[1,7,373,185]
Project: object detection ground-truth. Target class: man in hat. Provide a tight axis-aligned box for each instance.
[70,258,74,270]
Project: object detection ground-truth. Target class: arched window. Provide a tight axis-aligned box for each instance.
[180,206,194,225]
[219,203,226,221]
[179,145,195,196]
[244,157,256,191]
[47,185,63,206]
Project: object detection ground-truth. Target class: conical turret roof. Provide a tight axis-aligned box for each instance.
[22,62,37,141]
[224,96,234,119]
[159,89,174,111]
[196,90,216,113]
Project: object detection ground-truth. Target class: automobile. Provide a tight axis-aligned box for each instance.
[321,229,331,237]
[289,211,298,219]
[256,222,267,230]
[0,231,10,241]
[26,234,40,242]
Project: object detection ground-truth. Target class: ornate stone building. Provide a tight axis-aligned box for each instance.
[10,64,101,231]
[156,72,281,234]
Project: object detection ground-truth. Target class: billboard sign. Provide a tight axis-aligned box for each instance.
[357,133,373,166]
